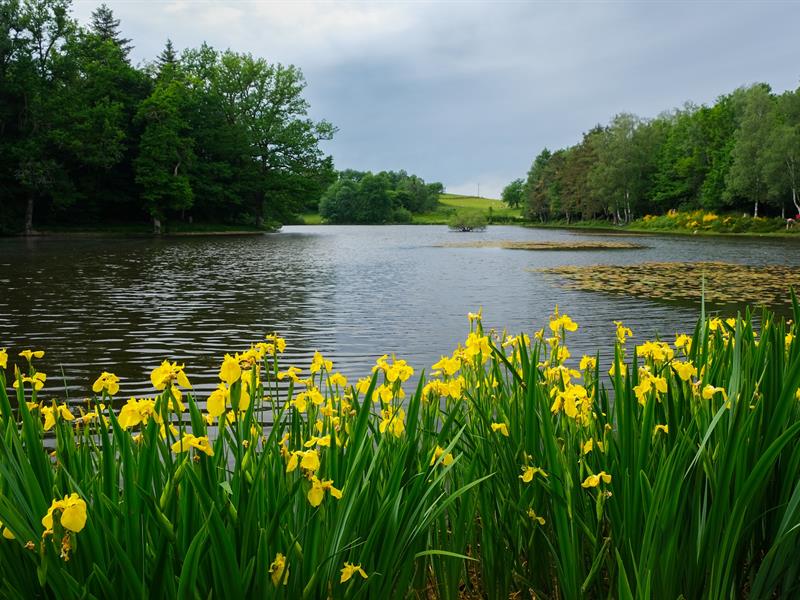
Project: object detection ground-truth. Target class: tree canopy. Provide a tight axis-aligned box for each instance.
[514,82,800,223]
[319,170,443,224]
[0,0,335,234]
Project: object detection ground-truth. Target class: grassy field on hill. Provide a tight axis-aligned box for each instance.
[298,193,523,225]
[414,193,523,224]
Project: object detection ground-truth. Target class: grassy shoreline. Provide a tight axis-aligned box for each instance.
[20,203,800,240]
[6,223,275,238]
[523,220,800,238]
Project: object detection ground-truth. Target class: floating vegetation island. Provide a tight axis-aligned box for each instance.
[437,240,646,250]
[536,261,800,307]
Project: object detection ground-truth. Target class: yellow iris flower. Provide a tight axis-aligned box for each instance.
[150,360,191,390]
[467,308,482,323]
[218,354,242,385]
[491,422,509,437]
[19,349,44,362]
[581,471,612,488]
[379,406,405,438]
[672,360,697,381]
[328,373,347,387]
[117,397,161,430]
[286,449,320,473]
[674,333,692,353]
[527,508,545,525]
[613,321,633,344]
[307,476,343,507]
[0,520,15,539]
[310,351,333,374]
[430,445,454,467]
[92,371,120,396]
[170,433,213,456]
[340,562,368,583]
[520,465,547,483]
[41,403,74,431]
[549,307,579,334]
[432,355,461,376]
[13,371,47,391]
[702,384,728,401]
[42,493,87,534]
[269,552,288,586]
[277,366,303,382]
[265,333,287,354]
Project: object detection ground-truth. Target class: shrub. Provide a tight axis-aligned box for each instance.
[447,211,487,231]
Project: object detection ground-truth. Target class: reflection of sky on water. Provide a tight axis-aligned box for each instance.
[2,226,799,400]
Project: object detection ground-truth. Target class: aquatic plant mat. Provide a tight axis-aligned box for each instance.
[437,240,645,250]
[535,260,800,307]
[3,303,800,598]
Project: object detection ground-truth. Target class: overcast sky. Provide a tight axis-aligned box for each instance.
[72,0,800,198]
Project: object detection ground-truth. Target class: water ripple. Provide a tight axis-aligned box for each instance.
[2,226,799,401]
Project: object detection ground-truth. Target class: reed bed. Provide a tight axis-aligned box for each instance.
[1,301,800,599]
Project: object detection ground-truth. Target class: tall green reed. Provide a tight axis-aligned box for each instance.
[0,299,799,598]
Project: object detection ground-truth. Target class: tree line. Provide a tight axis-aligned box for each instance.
[319,169,443,224]
[0,0,336,234]
[504,83,800,223]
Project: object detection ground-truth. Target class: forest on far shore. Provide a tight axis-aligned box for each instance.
[0,0,336,234]
[502,83,800,224]
[5,2,800,234]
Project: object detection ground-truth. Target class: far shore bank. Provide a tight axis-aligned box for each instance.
[523,221,800,239]
[296,215,800,238]
[1,224,275,239]
[8,219,800,241]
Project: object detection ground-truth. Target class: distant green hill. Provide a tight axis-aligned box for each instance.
[439,194,506,210]
[299,193,524,225]
[413,193,523,224]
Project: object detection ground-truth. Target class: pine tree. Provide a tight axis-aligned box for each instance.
[156,39,177,70]
[90,3,132,57]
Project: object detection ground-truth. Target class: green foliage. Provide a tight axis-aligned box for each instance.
[134,76,194,228]
[0,1,335,234]
[90,3,132,57]
[725,84,775,216]
[634,209,787,233]
[514,82,800,226]
[447,210,487,231]
[319,170,443,224]
[2,306,800,597]
[501,178,524,208]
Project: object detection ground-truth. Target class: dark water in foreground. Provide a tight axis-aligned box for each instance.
[2,225,799,399]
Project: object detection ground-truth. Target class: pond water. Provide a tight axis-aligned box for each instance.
[2,225,799,399]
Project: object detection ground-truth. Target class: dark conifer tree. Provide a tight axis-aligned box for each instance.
[156,39,177,70]
[90,3,132,57]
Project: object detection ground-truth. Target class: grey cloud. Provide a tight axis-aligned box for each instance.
[74,1,800,198]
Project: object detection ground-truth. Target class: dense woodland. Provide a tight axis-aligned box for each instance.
[318,169,443,224]
[0,0,336,234]
[5,1,800,235]
[506,83,800,223]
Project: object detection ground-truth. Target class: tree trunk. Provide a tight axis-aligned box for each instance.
[792,187,799,215]
[753,200,759,218]
[255,190,265,228]
[153,216,162,235]
[24,194,34,235]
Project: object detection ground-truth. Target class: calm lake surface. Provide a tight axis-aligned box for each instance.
[2,225,799,399]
